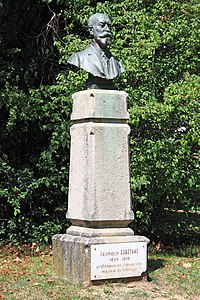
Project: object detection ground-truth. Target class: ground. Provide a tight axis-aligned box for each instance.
[0,242,199,300]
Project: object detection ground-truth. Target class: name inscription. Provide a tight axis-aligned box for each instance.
[91,242,147,280]
[100,248,138,257]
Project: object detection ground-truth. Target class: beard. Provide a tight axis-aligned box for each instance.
[95,34,112,48]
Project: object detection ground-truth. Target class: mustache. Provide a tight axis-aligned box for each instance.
[99,32,112,38]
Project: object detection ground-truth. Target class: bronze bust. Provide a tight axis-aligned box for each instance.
[67,13,125,89]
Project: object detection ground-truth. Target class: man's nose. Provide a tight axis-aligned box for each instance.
[105,24,111,31]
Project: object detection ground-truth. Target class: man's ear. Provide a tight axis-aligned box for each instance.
[88,26,94,36]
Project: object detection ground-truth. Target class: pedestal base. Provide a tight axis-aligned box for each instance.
[52,226,149,286]
[52,90,149,286]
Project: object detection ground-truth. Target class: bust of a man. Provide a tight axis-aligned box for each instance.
[67,13,125,89]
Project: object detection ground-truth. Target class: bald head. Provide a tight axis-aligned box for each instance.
[88,13,110,28]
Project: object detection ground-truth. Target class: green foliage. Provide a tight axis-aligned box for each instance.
[0,0,199,244]
[129,74,199,236]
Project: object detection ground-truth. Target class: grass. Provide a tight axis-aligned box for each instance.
[0,243,200,300]
[148,252,200,299]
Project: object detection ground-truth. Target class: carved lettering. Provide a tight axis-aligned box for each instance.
[91,242,147,280]
[121,248,138,255]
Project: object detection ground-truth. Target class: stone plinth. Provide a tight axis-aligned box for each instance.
[71,89,129,120]
[66,90,133,227]
[53,228,149,285]
[52,90,149,285]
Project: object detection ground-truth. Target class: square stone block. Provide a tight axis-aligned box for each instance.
[71,89,129,121]
[52,228,149,286]
[66,122,134,227]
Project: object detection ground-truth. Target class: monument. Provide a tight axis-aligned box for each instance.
[52,13,149,286]
[67,13,124,89]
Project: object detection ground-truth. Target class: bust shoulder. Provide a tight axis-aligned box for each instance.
[67,45,93,67]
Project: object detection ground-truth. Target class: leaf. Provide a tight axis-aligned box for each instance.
[34,247,40,253]
[182,262,192,269]
[155,242,163,251]
[0,269,9,275]
[47,279,55,284]
[33,283,40,286]
[127,283,136,288]
[178,275,187,278]
[13,257,23,263]
[31,242,37,248]
[165,264,173,269]
[176,261,192,268]
[36,272,44,276]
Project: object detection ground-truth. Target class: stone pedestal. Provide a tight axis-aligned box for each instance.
[52,90,149,286]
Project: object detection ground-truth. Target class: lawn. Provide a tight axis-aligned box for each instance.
[0,243,199,300]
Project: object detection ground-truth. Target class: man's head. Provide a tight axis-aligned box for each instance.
[88,13,112,49]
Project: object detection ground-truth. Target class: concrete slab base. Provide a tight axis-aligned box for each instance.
[52,226,149,286]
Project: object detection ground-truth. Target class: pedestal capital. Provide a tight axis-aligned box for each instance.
[71,89,129,121]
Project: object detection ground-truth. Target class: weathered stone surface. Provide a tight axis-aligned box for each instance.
[52,230,149,286]
[66,226,135,237]
[52,233,91,285]
[66,122,133,227]
[52,90,149,285]
[66,90,133,227]
[71,89,129,121]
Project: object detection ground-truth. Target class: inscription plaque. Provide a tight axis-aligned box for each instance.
[91,242,147,280]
